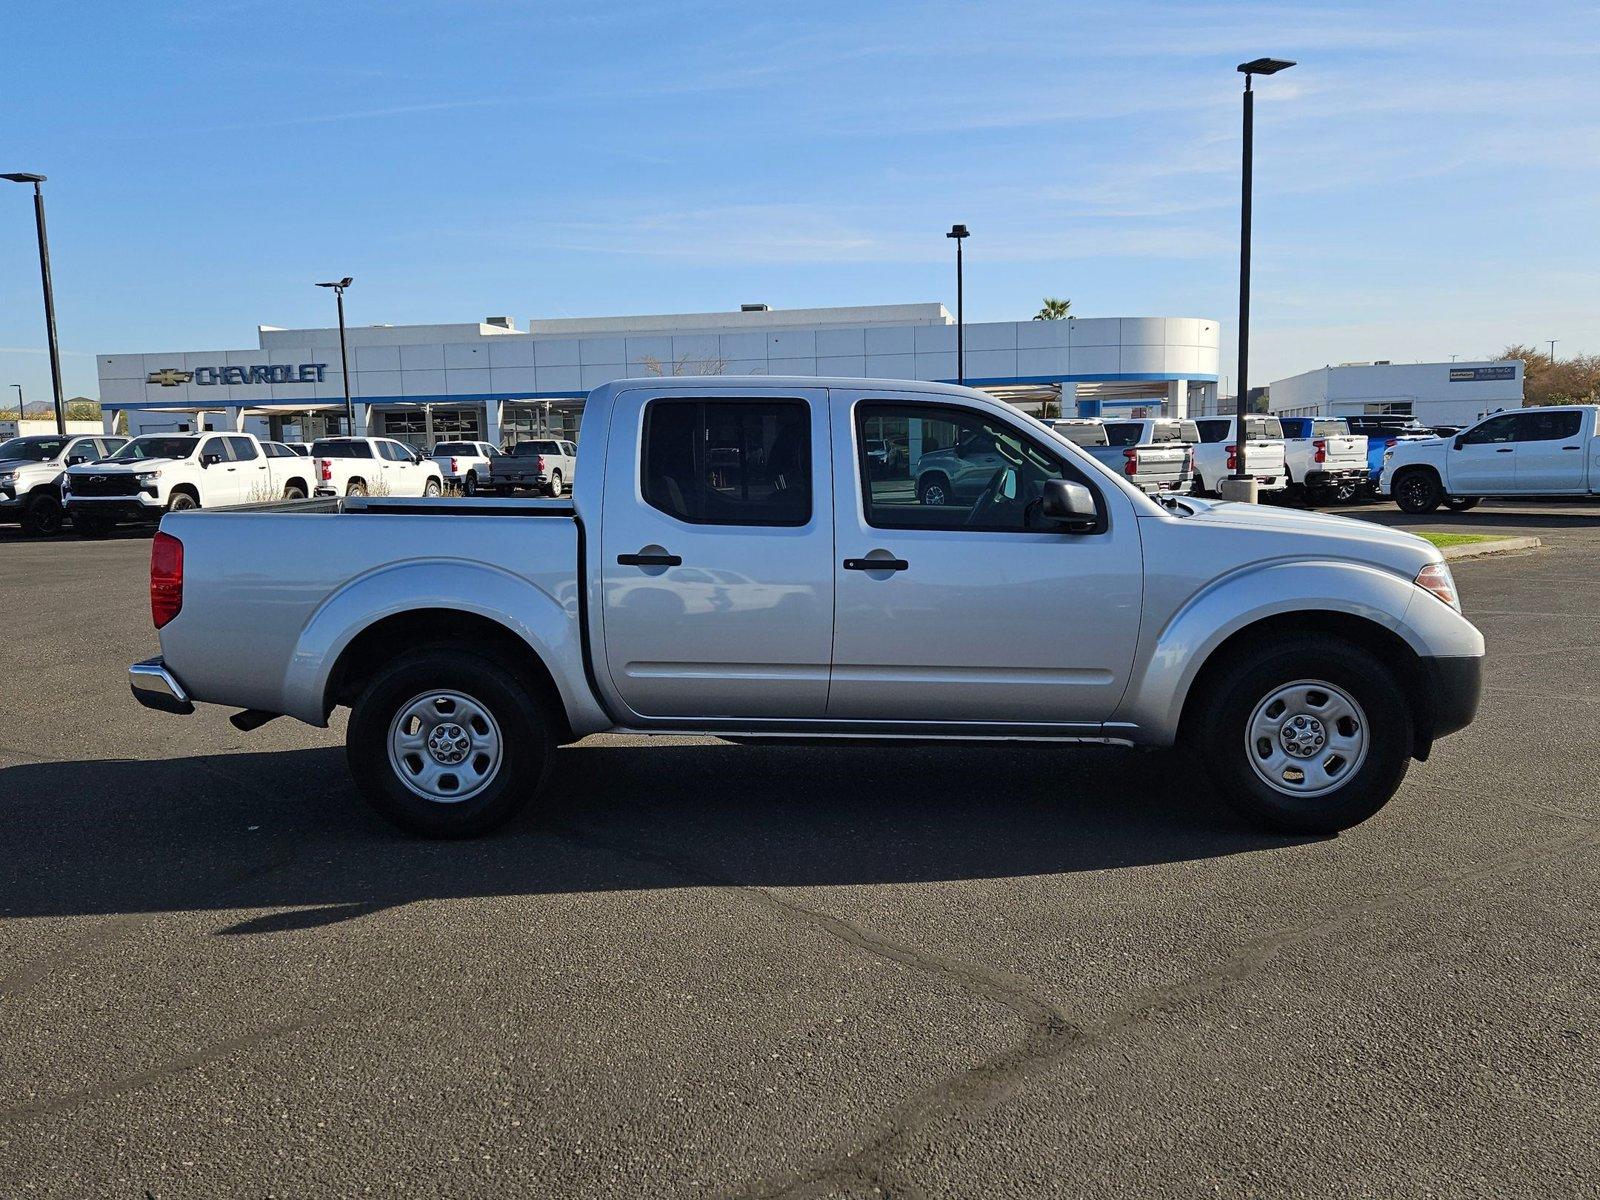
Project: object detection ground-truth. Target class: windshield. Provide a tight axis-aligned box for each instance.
[0,436,67,462]
[109,436,198,461]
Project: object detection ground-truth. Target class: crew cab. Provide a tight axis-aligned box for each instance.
[64,432,283,536]
[489,438,576,496]
[311,437,444,498]
[1382,405,1600,513]
[431,440,502,495]
[0,432,127,536]
[1191,415,1288,496]
[1099,418,1197,496]
[130,377,1484,840]
[1279,417,1368,504]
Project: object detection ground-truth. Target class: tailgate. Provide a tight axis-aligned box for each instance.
[1128,445,1189,487]
[1324,435,1366,469]
[1244,440,1286,475]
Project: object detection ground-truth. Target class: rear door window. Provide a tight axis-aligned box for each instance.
[226,436,259,461]
[641,399,810,527]
[1510,410,1582,442]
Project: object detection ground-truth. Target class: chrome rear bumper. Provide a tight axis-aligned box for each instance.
[129,656,195,715]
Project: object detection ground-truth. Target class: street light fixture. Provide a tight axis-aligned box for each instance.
[947,224,970,385]
[2,172,67,435]
[1231,58,1295,491]
[316,277,356,433]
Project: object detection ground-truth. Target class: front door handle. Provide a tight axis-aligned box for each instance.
[1495,447,1514,453]
[617,552,681,567]
[1562,445,1581,450]
[844,557,910,572]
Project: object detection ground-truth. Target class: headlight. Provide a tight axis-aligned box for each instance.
[1415,562,1459,610]
[136,470,161,483]
[0,472,15,487]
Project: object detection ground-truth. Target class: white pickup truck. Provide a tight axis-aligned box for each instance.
[129,377,1483,839]
[1279,417,1368,504]
[1043,419,1193,495]
[0,431,127,535]
[311,436,444,498]
[64,432,312,536]
[1191,416,1288,497]
[1382,405,1600,513]
[430,440,502,495]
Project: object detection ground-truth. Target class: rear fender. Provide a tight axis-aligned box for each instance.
[1112,558,1483,743]
[281,559,609,734]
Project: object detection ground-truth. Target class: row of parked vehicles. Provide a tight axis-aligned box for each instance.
[0,430,578,537]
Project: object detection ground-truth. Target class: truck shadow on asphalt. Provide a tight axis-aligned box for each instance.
[0,741,1315,927]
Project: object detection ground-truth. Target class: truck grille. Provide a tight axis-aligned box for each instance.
[70,473,142,497]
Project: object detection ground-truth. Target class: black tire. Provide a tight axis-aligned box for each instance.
[284,482,308,500]
[548,470,563,497]
[346,479,368,497]
[1187,634,1413,834]
[1191,474,1207,498]
[21,493,64,536]
[1333,481,1360,504]
[167,491,199,512]
[71,508,114,538]
[1444,496,1481,512]
[917,473,952,506]
[463,471,477,496]
[424,477,442,497]
[1393,468,1442,514]
[346,647,554,838]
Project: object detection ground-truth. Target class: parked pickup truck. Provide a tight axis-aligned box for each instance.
[490,438,575,496]
[431,440,502,495]
[130,377,1484,839]
[0,431,127,536]
[1382,404,1600,513]
[1191,416,1288,497]
[1041,419,1192,496]
[1279,417,1368,504]
[312,437,444,498]
[64,431,304,536]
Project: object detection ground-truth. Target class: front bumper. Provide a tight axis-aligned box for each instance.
[1420,654,1483,743]
[66,495,164,523]
[130,656,195,715]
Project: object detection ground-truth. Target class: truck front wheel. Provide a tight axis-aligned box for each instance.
[1393,469,1442,514]
[21,493,64,536]
[1187,634,1413,834]
[347,647,553,837]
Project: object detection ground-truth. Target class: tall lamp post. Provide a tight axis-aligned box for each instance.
[947,224,969,385]
[2,173,67,435]
[1231,58,1295,492]
[9,384,22,418]
[316,277,355,433]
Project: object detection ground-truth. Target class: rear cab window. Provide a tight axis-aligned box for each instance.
[311,439,374,459]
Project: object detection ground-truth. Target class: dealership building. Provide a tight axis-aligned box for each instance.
[1267,360,1524,428]
[95,304,1221,448]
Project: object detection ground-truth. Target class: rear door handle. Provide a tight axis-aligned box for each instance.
[617,552,681,567]
[1562,445,1581,450]
[844,557,910,572]
[1495,448,1514,453]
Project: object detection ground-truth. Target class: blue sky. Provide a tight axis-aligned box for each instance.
[2,0,1597,402]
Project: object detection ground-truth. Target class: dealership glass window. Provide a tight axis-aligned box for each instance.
[641,399,810,526]
[856,402,1101,534]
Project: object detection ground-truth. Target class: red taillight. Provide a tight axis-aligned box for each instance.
[536,454,546,471]
[1122,447,1139,476]
[450,457,459,474]
[1226,443,1238,470]
[319,458,332,481]
[1313,438,1327,463]
[1385,437,1397,448]
[151,531,183,629]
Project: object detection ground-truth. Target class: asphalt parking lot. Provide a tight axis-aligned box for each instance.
[2,501,1597,1198]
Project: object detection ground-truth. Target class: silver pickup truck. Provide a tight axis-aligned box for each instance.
[131,377,1484,838]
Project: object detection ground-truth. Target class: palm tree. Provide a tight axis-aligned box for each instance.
[1033,297,1072,320]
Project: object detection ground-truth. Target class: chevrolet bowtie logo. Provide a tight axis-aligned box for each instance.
[146,368,194,387]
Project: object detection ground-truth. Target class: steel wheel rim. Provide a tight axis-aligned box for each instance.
[1245,679,1369,799]
[387,690,504,804]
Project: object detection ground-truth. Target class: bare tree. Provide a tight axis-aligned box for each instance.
[640,354,730,377]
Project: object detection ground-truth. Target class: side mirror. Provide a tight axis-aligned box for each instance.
[1040,479,1098,530]
[1453,435,1466,450]
[200,452,222,468]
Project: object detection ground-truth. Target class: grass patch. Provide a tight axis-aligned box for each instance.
[1418,532,1502,549]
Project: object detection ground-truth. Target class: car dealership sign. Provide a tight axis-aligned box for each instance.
[146,363,328,387]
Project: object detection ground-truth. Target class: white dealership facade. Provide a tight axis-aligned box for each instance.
[1267,360,1524,427]
[96,304,1221,448]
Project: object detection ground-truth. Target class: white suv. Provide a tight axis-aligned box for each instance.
[312,437,444,498]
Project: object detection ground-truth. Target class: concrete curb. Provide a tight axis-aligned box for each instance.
[1439,535,1542,561]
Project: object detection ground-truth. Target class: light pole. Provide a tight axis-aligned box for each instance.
[9,384,21,418]
[1232,58,1295,490]
[947,224,969,385]
[2,173,67,435]
[1548,339,1558,363]
[316,277,355,433]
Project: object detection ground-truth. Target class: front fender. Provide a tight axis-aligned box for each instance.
[1112,558,1483,743]
[280,558,609,734]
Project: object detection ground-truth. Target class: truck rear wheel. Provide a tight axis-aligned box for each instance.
[1187,634,1412,834]
[347,647,553,837]
[1393,468,1442,514]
